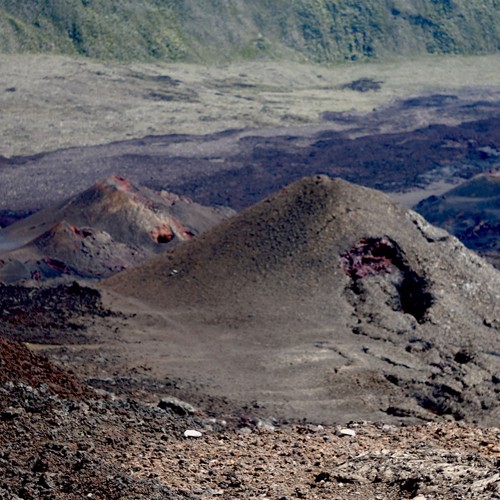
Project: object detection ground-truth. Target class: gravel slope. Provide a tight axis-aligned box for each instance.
[1,338,499,499]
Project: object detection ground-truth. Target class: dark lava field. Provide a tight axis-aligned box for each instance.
[1,89,499,214]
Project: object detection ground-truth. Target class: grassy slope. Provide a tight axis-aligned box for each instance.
[0,1,187,61]
[0,0,498,62]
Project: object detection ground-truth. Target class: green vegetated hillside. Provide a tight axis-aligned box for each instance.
[0,1,187,60]
[0,0,499,62]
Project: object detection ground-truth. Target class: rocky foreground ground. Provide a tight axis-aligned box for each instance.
[1,336,499,499]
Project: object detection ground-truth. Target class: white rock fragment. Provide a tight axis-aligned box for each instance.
[471,473,500,491]
[256,419,275,432]
[183,429,202,438]
[382,424,396,432]
[338,428,356,437]
[310,424,324,433]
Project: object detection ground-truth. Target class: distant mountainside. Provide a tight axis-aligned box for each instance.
[0,0,499,62]
[415,171,500,269]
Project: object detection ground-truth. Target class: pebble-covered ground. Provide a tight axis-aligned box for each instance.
[129,421,500,499]
[1,338,499,499]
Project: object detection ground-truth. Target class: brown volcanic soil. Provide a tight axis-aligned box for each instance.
[0,338,93,399]
[1,176,499,496]
[0,339,189,499]
[1,337,500,499]
[103,176,500,427]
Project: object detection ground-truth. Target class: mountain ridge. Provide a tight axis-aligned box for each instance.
[0,0,499,63]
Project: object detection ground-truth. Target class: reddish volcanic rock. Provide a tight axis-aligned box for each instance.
[0,338,93,399]
[340,237,397,279]
[152,224,175,244]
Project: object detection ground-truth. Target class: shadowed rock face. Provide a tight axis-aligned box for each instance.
[340,237,434,323]
[416,171,500,269]
[105,176,500,425]
[0,176,235,283]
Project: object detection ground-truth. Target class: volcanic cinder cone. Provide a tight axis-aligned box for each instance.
[105,175,500,425]
[0,176,234,282]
